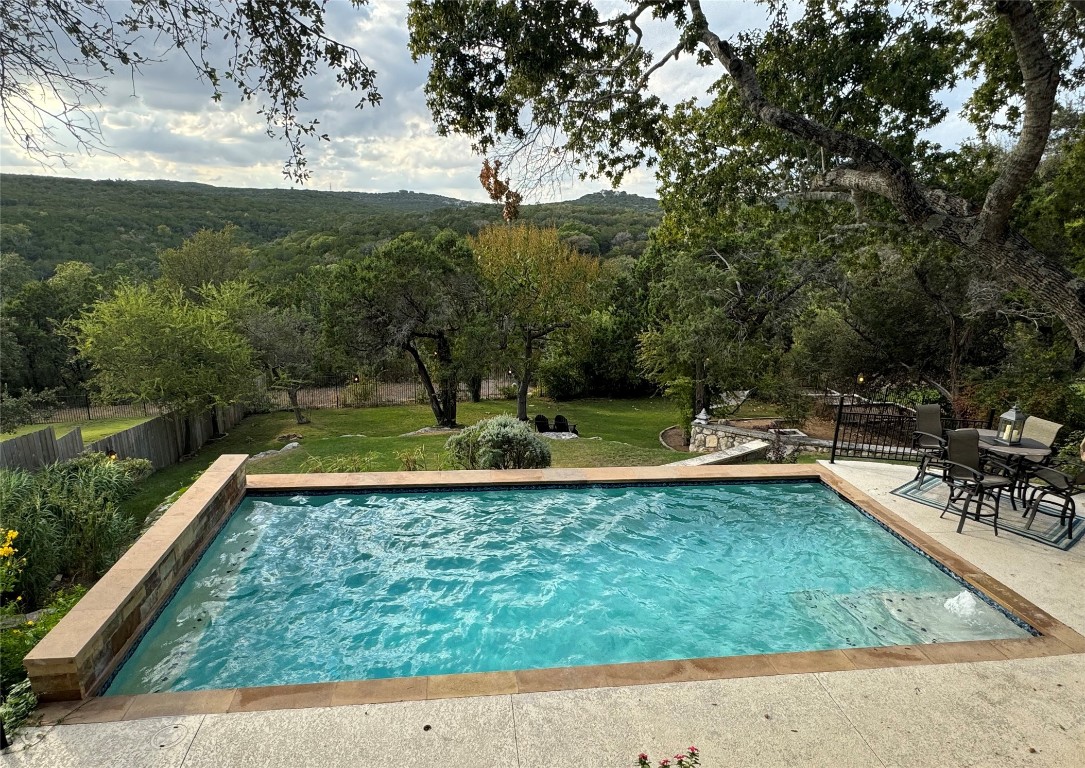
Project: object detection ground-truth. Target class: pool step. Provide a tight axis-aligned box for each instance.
[790,589,1019,647]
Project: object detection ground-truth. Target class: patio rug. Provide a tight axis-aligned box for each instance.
[890,475,1082,551]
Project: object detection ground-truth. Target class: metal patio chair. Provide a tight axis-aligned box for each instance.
[940,429,1015,535]
[912,403,946,482]
[1022,465,1083,539]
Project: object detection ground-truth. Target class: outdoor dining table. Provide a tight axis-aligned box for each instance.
[976,428,1052,503]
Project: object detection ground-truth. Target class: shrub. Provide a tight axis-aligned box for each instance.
[0,386,59,433]
[0,679,37,735]
[342,379,376,407]
[0,453,150,606]
[446,415,551,470]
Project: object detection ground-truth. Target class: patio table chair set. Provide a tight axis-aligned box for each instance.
[910,407,1080,539]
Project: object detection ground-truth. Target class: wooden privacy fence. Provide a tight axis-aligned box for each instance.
[0,426,87,471]
[0,404,244,472]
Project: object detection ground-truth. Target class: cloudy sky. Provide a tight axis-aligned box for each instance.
[0,1,972,203]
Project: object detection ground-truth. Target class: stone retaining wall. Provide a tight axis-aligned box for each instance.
[23,455,249,701]
[690,422,832,454]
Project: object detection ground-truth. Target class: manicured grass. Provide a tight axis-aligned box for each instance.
[121,398,682,525]
[119,396,818,526]
[0,416,152,443]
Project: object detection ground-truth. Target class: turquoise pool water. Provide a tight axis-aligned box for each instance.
[107,481,1032,694]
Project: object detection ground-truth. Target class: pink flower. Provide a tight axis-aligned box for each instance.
[689,746,699,754]
[638,755,648,762]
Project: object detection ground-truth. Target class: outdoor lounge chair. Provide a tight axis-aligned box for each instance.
[912,403,946,481]
[940,429,1015,535]
[534,414,550,433]
[553,414,576,434]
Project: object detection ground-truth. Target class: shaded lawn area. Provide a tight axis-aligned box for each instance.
[0,416,152,444]
[121,397,687,525]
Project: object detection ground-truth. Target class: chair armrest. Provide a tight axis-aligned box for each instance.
[942,460,984,482]
[913,430,946,445]
[980,456,1017,477]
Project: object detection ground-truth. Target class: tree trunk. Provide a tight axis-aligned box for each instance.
[974,233,1085,352]
[517,337,533,421]
[435,333,459,427]
[468,373,483,402]
[287,386,310,425]
[209,402,223,439]
[693,358,707,417]
[405,344,452,427]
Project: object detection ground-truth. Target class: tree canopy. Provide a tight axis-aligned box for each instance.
[408,0,1085,350]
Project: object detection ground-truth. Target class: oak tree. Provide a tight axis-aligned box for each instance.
[408,0,1085,350]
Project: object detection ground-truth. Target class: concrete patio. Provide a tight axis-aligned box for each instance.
[2,460,1083,767]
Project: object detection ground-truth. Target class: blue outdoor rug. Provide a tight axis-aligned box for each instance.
[891,475,1082,550]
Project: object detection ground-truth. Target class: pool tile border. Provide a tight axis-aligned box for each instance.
[25,462,1085,726]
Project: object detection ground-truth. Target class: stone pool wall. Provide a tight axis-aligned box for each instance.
[689,422,832,455]
[23,454,249,701]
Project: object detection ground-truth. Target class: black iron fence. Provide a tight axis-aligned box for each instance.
[829,397,994,463]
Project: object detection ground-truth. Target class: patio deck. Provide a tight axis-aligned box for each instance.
[2,460,1082,767]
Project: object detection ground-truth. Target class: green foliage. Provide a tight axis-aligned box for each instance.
[394,445,445,471]
[965,327,1085,428]
[300,453,379,473]
[0,454,150,606]
[470,224,602,418]
[0,679,36,736]
[1,586,87,694]
[159,224,252,295]
[0,386,58,432]
[445,414,551,470]
[0,175,659,278]
[74,283,256,417]
[324,231,486,427]
[1,260,103,395]
[342,380,377,408]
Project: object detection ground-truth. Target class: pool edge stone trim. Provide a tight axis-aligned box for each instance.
[23,454,249,702]
[26,461,1085,723]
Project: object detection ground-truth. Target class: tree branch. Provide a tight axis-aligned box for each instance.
[980,2,1060,236]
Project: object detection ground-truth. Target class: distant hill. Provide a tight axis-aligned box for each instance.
[0,175,659,277]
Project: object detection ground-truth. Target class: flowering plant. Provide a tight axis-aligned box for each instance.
[637,746,699,767]
[0,530,25,600]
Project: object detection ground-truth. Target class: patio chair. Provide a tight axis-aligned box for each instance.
[534,414,550,433]
[940,429,1015,535]
[912,403,946,482]
[1022,465,1083,539]
[553,414,576,434]
[1021,416,1063,461]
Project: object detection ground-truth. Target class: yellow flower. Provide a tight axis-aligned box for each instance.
[0,546,14,558]
[25,620,34,626]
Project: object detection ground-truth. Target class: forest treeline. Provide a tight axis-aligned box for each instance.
[0,174,660,277]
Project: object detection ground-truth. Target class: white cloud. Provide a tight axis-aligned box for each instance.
[0,2,977,201]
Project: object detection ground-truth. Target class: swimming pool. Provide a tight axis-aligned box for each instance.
[106,480,1032,695]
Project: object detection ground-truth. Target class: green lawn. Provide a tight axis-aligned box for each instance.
[121,397,686,525]
[0,416,152,444]
[120,396,804,526]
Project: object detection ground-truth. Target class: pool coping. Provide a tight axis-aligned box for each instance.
[25,460,1085,727]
